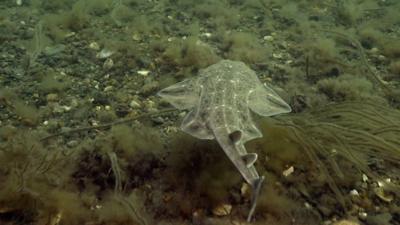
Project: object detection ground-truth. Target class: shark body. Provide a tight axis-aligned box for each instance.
[158,60,291,221]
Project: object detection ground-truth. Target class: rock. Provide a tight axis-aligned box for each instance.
[89,42,100,50]
[96,49,114,59]
[212,203,232,216]
[66,140,79,148]
[46,93,59,102]
[129,99,141,109]
[282,166,294,177]
[137,70,150,76]
[103,58,114,70]
[365,213,392,225]
[332,220,360,225]
[141,81,159,95]
[373,187,394,203]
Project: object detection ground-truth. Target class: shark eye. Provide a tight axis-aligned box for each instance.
[229,130,242,144]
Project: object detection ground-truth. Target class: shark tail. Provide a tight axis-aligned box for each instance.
[247,176,265,222]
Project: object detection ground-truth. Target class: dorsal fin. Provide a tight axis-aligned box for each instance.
[229,130,242,144]
[242,153,258,168]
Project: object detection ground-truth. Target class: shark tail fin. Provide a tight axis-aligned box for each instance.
[247,176,265,222]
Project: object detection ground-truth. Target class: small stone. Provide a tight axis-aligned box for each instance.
[332,220,360,225]
[201,32,212,38]
[104,86,113,92]
[144,99,157,112]
[64,32,75,38]
[67,140,79,148]
[89,42,100,50]
[263,35,274,41]
[132,33,141,41]
[53,104,65,113]
[232,221,246,225]
[377,55,386,61]
[137,70,150,76]
[63,105,72,112]
[365,212,392,225]
[70,99,79,107]
[103,58,114,70]
[212,203,232,216]
[370,47,379,54]
[272,53,283,59]
[129,100,141,109]
[374,187,394,202]
[359,212,368,220]
[178,111,186,118]
[152,116,164,124]
[46,93,59,102]
[349,189,359,196]
[141,81,159,95]
[96,49,114,59]
[44,44,66,56]
[282,166,294,177]
[362,174,368,182]
[240,183,251,198]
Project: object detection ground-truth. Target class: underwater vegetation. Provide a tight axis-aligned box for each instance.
[1,98,400,224]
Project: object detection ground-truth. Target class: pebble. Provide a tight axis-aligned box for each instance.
[132,33,141,41]
[96,49,114,59]
[362,174,368,182]
[137,70,150,76]
[370,47,379,54]
[263,35,274,41]
[374,187,394,202]
[272,53,283,59]
[358,212,368,220]
[141,81,159,95]
[129,99,141,109]
[70,99,79,108]
[103,86,113,92]
[240,182,251,199]
[212,203,232,216]
[103,58,114,70]
[89,42,100,50]
[151,116,164,124]
[46,93,59,102]
[53,104,65,113]
[332,220,360,225]
[178,111,186,118]
[44,44,66,56]
[144,99,157,112]
[349,189,359,196]
[67,140,79,148]
[282,166,294,177]
[201,32,212,38]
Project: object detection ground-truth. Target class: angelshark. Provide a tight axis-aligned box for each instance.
[158,60,291,221]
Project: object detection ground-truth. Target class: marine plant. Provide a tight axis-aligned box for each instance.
[252,100,400,214]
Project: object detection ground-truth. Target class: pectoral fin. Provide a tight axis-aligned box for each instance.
[248,84,291,117]
[157,79,199,110]
[242,153,258,168]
